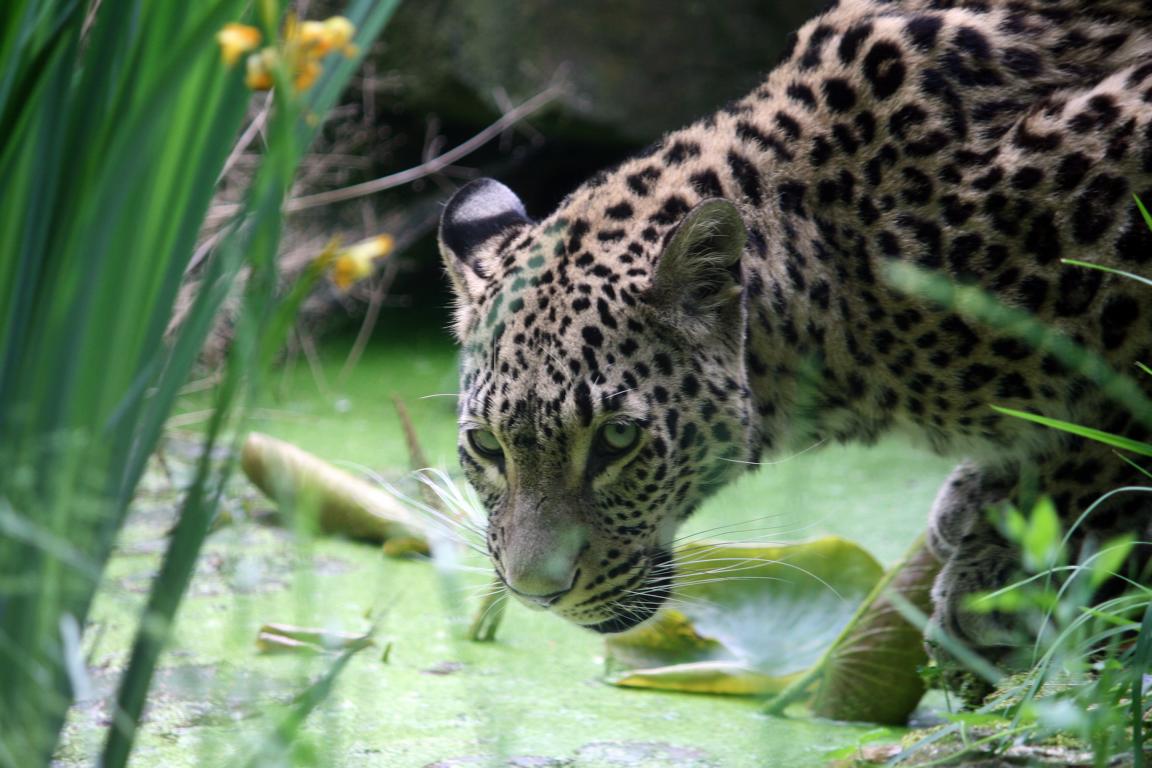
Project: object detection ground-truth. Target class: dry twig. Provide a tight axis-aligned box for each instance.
[204,85,560,223]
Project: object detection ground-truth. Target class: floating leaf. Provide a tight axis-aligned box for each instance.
[808,535,940,724]
[608,658,788,696]
[605,537,884,696]
[604,611,742,692]
[256,623,374,655]
[241,431,428,549]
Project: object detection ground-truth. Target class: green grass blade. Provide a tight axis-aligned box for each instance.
[104,231,282,767]
[104,8,395,763]
[0,1,80,150]
[1115,452,1152,482]
[3,1,396,762]
[991,406,1152,459]
[101,389,238,768]
[1134,194,1152,233]
[117,230,240,503]
[1130,600,1152,768]
[0,21,78,415]
[26,7,244,440]
[0,2,249,762]
[1061,259,1152,289]
[236,649,359,768]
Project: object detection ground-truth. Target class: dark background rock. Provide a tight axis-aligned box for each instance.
[376,0,827,145]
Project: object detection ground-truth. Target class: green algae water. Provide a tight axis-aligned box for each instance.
[62,322,957,767]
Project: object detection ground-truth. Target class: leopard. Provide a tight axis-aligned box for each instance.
[436,0,1152,668]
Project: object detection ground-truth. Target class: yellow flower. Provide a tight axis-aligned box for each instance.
[294,57,322,91]
[217,23,262,66]
[324,16,356,48]
[244,48,278,91]
[299,16,358,57]
[329,234,395,290]
[298,20,330,53]
[221,14,357,92]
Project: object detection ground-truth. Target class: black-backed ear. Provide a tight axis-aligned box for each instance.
[439,178,531,306]
[647,198,747,329]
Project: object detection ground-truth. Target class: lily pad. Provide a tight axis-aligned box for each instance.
[605,537,884,695]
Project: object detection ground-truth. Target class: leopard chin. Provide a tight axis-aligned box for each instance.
[574,548,675,634]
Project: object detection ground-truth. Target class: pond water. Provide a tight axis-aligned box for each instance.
[64,319,958,768]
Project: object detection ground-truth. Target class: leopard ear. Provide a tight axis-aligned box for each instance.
[648,198,746,328]
[439,178,531,307]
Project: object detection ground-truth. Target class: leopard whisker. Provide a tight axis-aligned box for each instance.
[617,589,721,614]
[473,591,509,627]
[434,560,495,575]
[351,467,488,543]
[672,519,824,546]
[464,580,507,599]
[670,575,791,588]
[670,568,785,585]
[669,553,789,570]
[635,554,847,601]
[718,438,827,466]
[601,386,638,401]
[685,562,845,599]
[669,512,801,543]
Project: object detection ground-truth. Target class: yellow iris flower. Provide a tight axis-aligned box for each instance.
[218,15,358,92]
[327,235,396,290]
[217,23,262,67]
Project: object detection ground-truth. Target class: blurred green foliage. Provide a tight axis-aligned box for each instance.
[0,1,395,765]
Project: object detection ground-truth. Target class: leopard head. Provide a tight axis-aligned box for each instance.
[438,178,758,632]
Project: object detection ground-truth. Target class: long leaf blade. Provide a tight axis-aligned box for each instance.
[992,406,1152,459]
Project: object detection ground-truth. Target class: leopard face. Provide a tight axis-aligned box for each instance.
[439,179,758,631]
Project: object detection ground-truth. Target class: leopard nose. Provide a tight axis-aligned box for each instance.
[506,568,581,607]
[505,564,580,606]
[501,520,588,606]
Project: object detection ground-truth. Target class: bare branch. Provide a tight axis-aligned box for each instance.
[204,85,560,223]
[220,92,273,183]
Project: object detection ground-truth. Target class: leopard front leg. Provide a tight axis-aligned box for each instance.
[922,462,1025,703]
[927,462,1019,651]
[927,462,1013,563]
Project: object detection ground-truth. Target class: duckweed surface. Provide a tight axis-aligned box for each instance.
[61,326,956,767]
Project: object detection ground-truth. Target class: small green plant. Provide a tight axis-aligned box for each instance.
[887,495,1150,767]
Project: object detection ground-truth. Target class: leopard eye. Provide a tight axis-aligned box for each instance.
[467,428,503,459]
[596,421,640,456]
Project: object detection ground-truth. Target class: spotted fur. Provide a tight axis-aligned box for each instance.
[439,0,1152,648]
